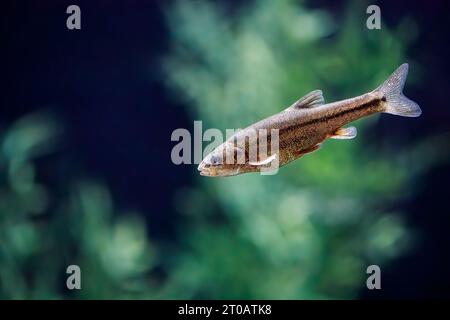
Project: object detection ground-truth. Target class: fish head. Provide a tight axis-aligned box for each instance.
[197,142,244,177]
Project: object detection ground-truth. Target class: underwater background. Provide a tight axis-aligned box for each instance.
[1,0,449,299]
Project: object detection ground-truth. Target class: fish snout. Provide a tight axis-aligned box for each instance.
[198,161,213,176]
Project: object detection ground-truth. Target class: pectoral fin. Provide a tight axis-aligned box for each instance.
[249,153,277,166]
[329,127,357,139]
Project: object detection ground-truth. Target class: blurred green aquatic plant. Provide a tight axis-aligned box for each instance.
[164,0,425,298]
[0,113,156,299]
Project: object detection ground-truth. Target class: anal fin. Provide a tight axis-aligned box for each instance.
[329,126,357,140]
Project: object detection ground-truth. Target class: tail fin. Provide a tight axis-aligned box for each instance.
[375,63,422,117]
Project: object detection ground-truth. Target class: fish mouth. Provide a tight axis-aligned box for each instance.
[198,166,210,176]
[198,162,213,176]
[198,162,240,177]
[198,166,218,177]
[199,168,215,177]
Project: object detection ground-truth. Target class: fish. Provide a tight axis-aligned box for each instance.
[198,63,421,177]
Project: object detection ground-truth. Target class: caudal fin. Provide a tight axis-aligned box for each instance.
[375,63,422,117]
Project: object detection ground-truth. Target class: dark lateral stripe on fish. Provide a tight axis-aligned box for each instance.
[297,97,383,128]
[323,98,383,121]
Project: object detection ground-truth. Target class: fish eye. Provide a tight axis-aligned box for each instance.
[210,155,221,166]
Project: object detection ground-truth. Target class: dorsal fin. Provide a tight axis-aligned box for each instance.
[290,90,324,109]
